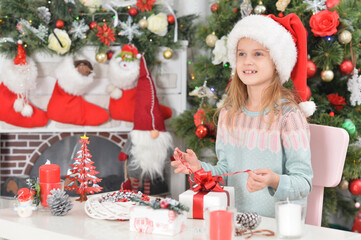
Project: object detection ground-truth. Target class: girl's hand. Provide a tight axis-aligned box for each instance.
[171,147,202,174]
[246,168,280,193]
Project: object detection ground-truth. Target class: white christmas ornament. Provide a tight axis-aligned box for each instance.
[147,13,168,36]
[119,17,142,42]
[64,0,76,4]
[303,0,327,13]
[347,68,361,106]
[70,19,89,39]
[212,36,228,65]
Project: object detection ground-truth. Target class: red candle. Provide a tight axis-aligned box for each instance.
[39,164,61,207]
[209,210,233,240]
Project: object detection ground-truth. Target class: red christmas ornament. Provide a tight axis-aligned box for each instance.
[195,124,209,139]
[55,19,64,29]
[349,179,361,195]
[329,112,335,117]
[167,14,175,25]
[89,21,97,30]
[129,7,138,17]
[339,59,354,75]
[233,8,238,13]
[159,199,169,209]
[106,50,114,60]
[305,86,312,101]
[307,60,317,78]
[278,13,284,17]
[211,3,219,13]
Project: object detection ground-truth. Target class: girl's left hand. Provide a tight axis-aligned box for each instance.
[246,168,280,193]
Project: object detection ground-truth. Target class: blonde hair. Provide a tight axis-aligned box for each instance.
[216,69,300,129]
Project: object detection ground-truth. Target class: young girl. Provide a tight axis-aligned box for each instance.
[172,13,315,218]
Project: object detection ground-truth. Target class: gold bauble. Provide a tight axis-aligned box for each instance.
[206,32,218,48]
[338,30,352,44]
[138,18,148,29]
[339,179,349,191]
[163,48,173,59]
[321,69,334,82]
[254,1,266,14]
[95,52,107,63]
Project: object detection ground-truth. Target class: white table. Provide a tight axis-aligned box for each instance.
[0,198,360,240]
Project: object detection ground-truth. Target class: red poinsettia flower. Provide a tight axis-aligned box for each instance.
[327,93,346,110]
[96,23,115,46]
[136,0,156,12]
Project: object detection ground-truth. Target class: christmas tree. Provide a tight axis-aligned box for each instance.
[172,0,361,228]
[0,0,196,64]
[66,134,102,202]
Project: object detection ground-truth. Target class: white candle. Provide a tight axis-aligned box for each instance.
[277,203,303,237]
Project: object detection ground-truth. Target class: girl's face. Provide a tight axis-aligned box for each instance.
[236,38,276,90]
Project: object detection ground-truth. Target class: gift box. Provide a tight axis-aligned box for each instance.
[179,186,235,219]
[129,206,186,236]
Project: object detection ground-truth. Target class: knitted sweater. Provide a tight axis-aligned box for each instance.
[201,104,313,217]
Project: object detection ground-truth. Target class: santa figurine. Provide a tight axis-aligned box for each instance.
[0,40,48,128]
[119,55,173,195]
[107,44,172,122]
[47,57,109,126]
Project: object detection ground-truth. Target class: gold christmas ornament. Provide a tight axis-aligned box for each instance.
[321,69,334,82]
[338,30,352,44]
[339,179,349,191]
[254,1,266,14]
[206,32,218,48]
[138,18,148,29]
[163,48,173,59]
[95,52,107,63]
[276,0,290,12]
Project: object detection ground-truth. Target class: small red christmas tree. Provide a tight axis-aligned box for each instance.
[65,134,102,202]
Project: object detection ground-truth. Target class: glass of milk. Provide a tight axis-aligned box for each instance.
[275,200,306,238]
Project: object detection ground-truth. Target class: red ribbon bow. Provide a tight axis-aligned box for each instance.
[190,169,224,192]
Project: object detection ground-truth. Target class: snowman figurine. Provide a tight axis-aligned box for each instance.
[13,188,37,217]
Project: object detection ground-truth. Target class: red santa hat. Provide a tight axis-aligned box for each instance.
[133,55,166,132]
[227,13,316,117]
[13,40,27,65]
[118,44,141,62]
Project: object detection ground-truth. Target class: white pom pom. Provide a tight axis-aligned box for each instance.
[17,40,23,45]
[106,84,116,93]
[110,88,123,100]
[13,98,24,112]
[299,101,317,117]
[21,104,33,117]
[136,53,141,59]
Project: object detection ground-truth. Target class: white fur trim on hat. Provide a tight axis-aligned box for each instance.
[227,15,297,84]
[3,59,38,94]
[55,57,94,96]
[299,101,316,117]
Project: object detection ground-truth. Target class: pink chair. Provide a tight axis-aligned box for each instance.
[306,124,349,226]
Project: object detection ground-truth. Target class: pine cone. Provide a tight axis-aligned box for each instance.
[47,189,73,216]
[236,212,261,230]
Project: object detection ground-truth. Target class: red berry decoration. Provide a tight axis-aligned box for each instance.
[339,59,354,75]
[55,19,64,29]
[129,7,138,17]
[233,8,238,13]
[329,112,335,117]
[106,50,114,60]
[211,3,219,13]
[278,12,284,17]
[306,86,312,101]
[89,21,97,30]
[159,199,169,209]
[307,60,317,78]
[167,14,175,25]
[195,124,209,139]
[349,179,361,195]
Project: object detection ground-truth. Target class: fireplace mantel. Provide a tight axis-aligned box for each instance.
[0,41,188,133]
